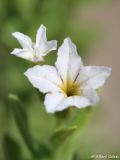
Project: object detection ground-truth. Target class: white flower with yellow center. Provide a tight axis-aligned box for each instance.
[25,38,111,113]
[11,24,57,62]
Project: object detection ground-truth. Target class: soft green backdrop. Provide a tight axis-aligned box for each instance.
[0,0,119,160]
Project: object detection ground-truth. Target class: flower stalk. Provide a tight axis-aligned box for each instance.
[51,107,94,160]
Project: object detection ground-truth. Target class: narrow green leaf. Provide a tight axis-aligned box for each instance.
[3,134,22,160]
[37,143,52,159]
[8,94,39,158]
[8,94,51,159]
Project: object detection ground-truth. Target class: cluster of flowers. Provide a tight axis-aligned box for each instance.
[11,24,111,113]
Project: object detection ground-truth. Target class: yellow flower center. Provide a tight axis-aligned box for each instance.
[60,81,80,97]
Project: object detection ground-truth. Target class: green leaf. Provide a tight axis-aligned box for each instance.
[8,94,51,159]
[8,94,37,157]
[37,143,52,159]
[51,107,94,160]
[3,134,22,160]
[50,126,77,145]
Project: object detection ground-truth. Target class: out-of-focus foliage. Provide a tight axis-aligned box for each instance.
[0,0,98,160]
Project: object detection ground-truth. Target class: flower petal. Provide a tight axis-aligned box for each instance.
[83,89,99,105]
[24,65,62,93]
[79,66,112,89]
[44,92,65,113]
[37,40,57,56]
[12,32,32,49]
[44,90,98,113]
[35,24,47,48]
[11,48,44,62]
[11,48,33,60]
[55,96,91,112]
[55,38,83,84]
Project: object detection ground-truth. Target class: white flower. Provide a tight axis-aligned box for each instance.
[25,38,112,113]
[11,24,57,62]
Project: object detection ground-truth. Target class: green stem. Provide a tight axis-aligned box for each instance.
[52,107,94,160]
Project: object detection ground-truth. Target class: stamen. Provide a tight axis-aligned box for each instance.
[73,72,79,83]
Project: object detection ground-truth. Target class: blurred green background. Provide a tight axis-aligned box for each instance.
[0,0,120,159]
